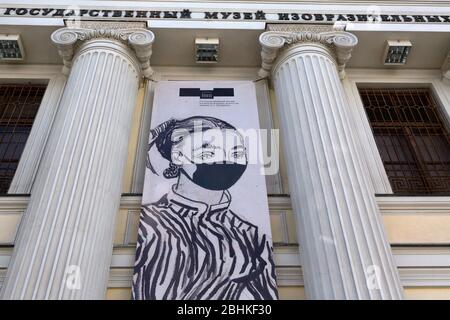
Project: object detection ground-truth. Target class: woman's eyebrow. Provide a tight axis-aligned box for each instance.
[231,145,245,150]
[193,142,220,151]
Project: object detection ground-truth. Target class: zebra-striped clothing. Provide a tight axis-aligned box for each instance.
[132,186,278,300]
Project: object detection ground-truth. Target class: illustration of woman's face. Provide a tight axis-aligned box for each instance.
[171,128,247,190]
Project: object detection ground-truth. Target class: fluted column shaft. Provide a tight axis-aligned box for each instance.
[1,25,153,299]
[262,30,404,299]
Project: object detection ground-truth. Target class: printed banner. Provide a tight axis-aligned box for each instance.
[132,81,278,300]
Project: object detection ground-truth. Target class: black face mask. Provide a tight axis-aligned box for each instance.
[184,162,247,191]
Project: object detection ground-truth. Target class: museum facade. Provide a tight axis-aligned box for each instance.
[0,0,450,300]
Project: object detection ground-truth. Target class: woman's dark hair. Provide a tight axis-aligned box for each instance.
[147,116,236,178]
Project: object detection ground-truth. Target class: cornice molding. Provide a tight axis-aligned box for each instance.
[3,267,450,293]
[51,21,155,79]
[258,24,358,80]
[3,246,450,289]
[1,194,450,216]
[377,196,450,214]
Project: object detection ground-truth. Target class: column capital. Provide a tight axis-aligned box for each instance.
[258,24,358,80]
[51,21,155,79]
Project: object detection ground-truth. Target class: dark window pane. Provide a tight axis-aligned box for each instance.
[0,84,45,194]
[359,88,450,194]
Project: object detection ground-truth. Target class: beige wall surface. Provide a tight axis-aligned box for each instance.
[111,208,450,247]
[105,287,450,300]
[384,215,450,244]
[105,287,306,300]
[404,287,450,300]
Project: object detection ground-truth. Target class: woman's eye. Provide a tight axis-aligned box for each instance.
[199,152,214,159]
[231,151,245,159]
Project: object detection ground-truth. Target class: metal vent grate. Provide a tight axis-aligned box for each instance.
[0,35,25,61]
[195,38,219,63]
[360,88,450,194]
[0,84,45,193]
[383,40,412,65]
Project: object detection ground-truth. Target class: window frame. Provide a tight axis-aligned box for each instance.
[0,65,66,194]
[358,87,450,194]
[343,69,450,195]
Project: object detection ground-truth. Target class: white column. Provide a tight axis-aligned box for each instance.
[1,22,154,299]
[131,80,154,193]
[259,26,404,299]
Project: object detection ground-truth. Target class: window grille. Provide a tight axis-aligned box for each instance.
[359,88,450,194]
[0,84,45,194]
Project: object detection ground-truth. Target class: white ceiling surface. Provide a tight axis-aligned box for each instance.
[4,0,450,11]
[0,24,450,69]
